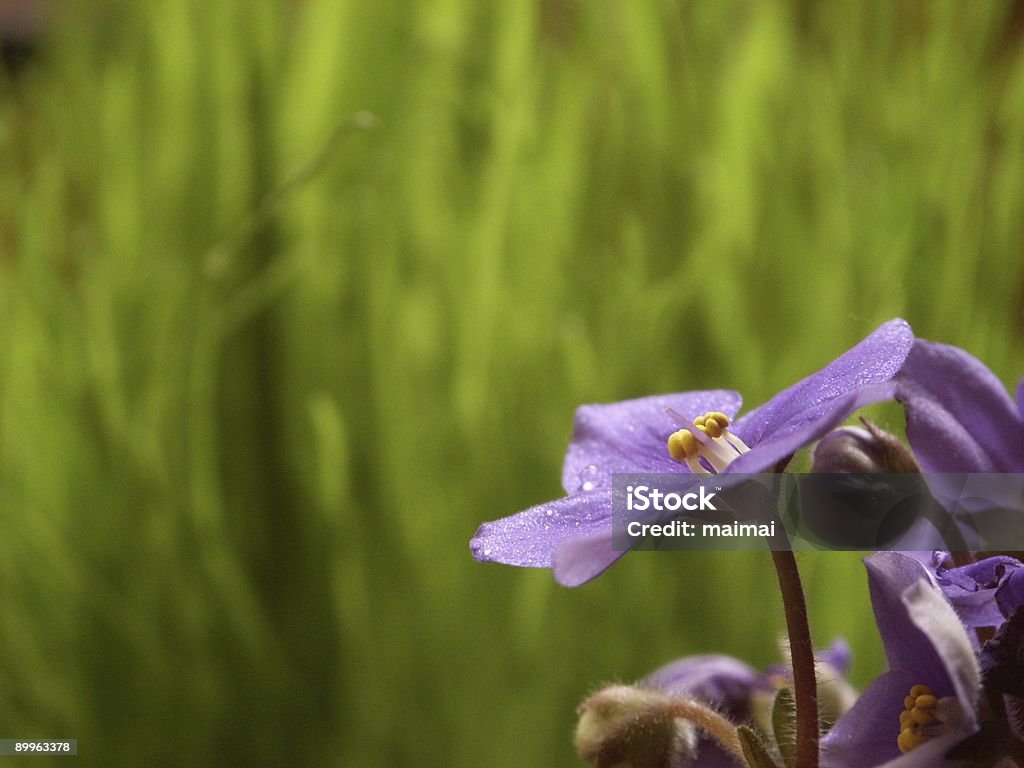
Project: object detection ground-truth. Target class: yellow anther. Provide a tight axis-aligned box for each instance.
[707,412,730,427]
[665,411,750,474]
[897,729,927,753]
[667,430,698,461]
[703,420,723,439]
[914,694,937,709]
[910,707,933,726]
[898,684,943,754]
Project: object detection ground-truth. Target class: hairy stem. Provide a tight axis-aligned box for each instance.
[771,550,819,768]
[665,699,746,764]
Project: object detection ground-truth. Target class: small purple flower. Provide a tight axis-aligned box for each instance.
[470,320,914,586]
[822,553,981,767]
[927,551,1024,630]
[894,339,1024,473]
[643,641,853,713]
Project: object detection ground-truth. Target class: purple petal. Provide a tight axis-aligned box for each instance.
[642,654,761,717]
[561,391,742,494]
[821,669,917,767]
[877,733,973,767]
[817,638,853,677]
[762,639,854,688]
[470,491,612,569]
[687,742,742,768]
[934,556,1024,628]
[864,553,958,696]
[728,382,898,473]
[901,579,980,730]
[551,530,626,587]
[894,340,1024,472]
[937,555,1020,590]
[731,319,913,453]
[823,665,975,768]
[1018,376,1024,418]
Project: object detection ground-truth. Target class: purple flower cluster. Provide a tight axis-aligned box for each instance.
[470,319,1024,767]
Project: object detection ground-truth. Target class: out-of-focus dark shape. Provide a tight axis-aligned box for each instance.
[0,0,45,74]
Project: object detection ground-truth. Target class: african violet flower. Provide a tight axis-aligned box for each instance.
[927,551,1024,630]
[822,552,980,767]
[470,319,914,586]
[894,338,1024,473]
[925,552,1024,734]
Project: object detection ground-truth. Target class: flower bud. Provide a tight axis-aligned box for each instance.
[811,419,919,474]
[796,421,930,547]
[574,685,699,768]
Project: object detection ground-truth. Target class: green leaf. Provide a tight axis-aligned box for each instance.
[772,687,796,768]
[737,726,783,768]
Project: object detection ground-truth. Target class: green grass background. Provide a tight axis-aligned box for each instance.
[1,1,1023,765]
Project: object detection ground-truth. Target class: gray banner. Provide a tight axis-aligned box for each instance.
[612,473,1024,552]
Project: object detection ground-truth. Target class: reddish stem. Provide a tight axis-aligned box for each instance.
[771,550,819,768]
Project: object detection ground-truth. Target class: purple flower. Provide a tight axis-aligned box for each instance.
[822,553,980,767]
[647,638,856,720]
[924,553,1024,752]
[894,339,1024,473]
[470,320,914,586]
[927,551,1024,630]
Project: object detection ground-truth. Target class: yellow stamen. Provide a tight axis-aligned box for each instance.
[666,411,750,474]
[898,684,955,754]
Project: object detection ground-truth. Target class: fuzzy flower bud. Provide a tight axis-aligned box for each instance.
[575,686,699,768]
[799,421,928,548]
[811,419,919,474]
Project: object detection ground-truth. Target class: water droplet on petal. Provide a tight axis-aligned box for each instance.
[577,464,600,492]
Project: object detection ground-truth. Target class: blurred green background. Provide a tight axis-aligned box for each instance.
[1,1,1023,765]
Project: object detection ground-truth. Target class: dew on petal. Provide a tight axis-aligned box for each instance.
[577,464,600,492]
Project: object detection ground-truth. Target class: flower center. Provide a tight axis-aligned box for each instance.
[666,411,751,474]
[897,684,960,753]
